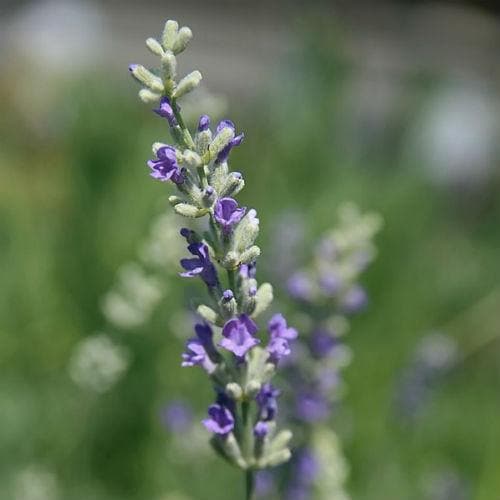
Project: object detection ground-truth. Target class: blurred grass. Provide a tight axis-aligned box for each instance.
[1,24,500,500]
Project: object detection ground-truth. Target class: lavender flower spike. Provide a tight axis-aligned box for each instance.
[129,18,296,492]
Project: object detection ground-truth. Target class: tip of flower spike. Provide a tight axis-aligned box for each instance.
[222,290,234,302]
[128,64,139,73]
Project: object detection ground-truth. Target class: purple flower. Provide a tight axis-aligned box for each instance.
[219,314,259,357]
[253,421,269,438]
[180,242,218,287]
[287,272,314,302]
[214,197,246,234]
[295,391,330,423]
[181,338,216,373]
[256,383,280,421]
[318,270,342,296]
[161,401,193,433]
[147,145,183,184]
[240,262,257,279]
[310,328,338,358]
[198,114,210,131]
[202,404,234,435]
[194,322,220,362]
[215,119,244,163]
[267,336,291,363]
[268,314,298,340]
[153,96,177,126]
[295,448,319,484]
[266,314,296,362]
[341,284,368,314]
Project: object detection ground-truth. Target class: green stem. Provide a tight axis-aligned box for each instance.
[227,268,236,293]
[171,96,195,148]
[245,469,254,500]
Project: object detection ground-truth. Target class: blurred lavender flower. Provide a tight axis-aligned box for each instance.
[162,401,194,433]
[394,332,459,422]
[262,204,381,498]
[68,333,130,393]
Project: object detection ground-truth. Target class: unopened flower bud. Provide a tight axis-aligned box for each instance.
[173,71,202,98]
[129,64,164,92]
[208,127,234,160]
[162,20,179,50]
[225,382,243,400]
[202,186,216,208]
[146,37,164,56]
[173,26,193,54]
[138,88,161,104]
[161,51,177,80]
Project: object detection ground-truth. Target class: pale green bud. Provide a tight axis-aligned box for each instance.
[225,382,243,400]
[168,195,184,206]
[173,71,202,98]
[269,429,293,453]
[130,64,164,92]
[138,88,161,104]
[162,20,179,50]
[245,347,272,387]
[245,380,261,398]
[219,172,245,198]
[173,26,193,54]
[232,209,259,252]
[219,292,237,319]
[221,433,247,469]
[208,127,234,160]
[262,448,291,467]
[252,283,274,318]
[221,251,239,270]
[173,203,208,218]
[197,304,220,325]
[182,150,202,168]
[146,37,164,56]
[239,245,261,265]
[161,51,177,80]
[195,129,212,155]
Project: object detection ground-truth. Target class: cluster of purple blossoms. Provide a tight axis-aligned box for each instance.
[130,19,296,484]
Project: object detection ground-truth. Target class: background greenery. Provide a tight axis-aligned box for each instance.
[1,5,500,499]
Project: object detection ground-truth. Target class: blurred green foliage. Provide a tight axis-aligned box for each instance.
[1,23,500,500]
